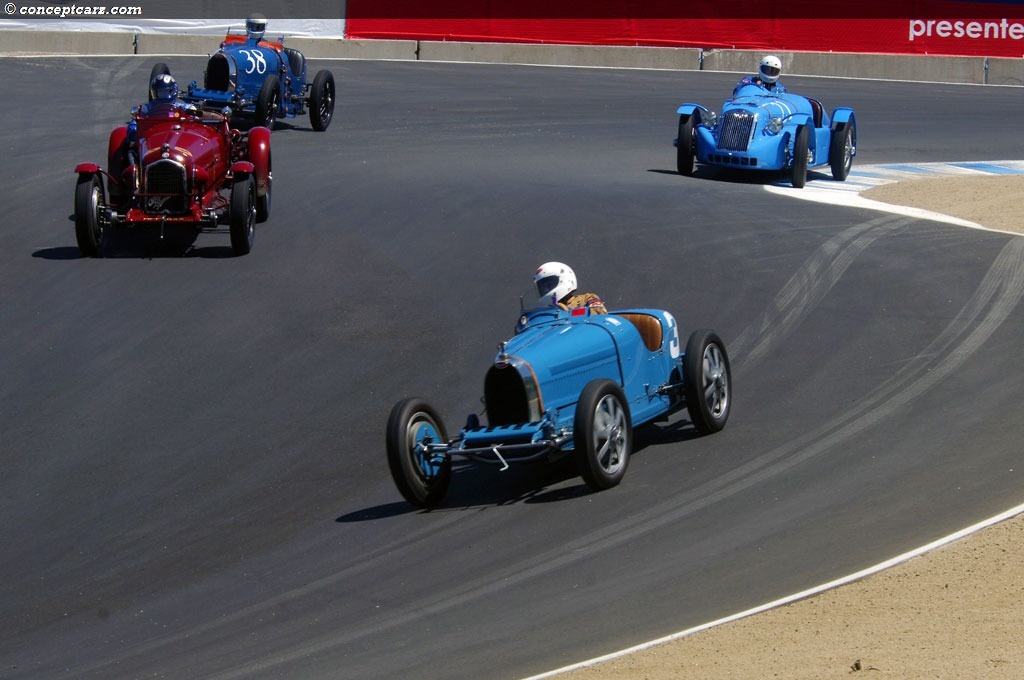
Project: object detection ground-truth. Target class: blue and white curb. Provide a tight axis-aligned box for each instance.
[766,160,1024,230]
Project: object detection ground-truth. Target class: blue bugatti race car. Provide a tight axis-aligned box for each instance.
[166,15,335,131]
[386,304,732,508]
[674,83,856,188]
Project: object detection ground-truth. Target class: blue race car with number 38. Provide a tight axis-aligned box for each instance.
[174,14,335,132]
[674,82,856,188]
[386,303,732,508]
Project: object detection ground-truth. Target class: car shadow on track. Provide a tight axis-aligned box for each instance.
[648,166,833,186]
[336,418,707,518]
[37,217,240,259]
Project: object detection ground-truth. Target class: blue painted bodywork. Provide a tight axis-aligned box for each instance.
[180,30,330,127]
[451,305,685,459]
[676,84,856,178]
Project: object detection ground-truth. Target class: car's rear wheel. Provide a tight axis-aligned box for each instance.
[309,70,335,132]
[829,122,855,181]
[74,173,105,257]
[229,175,255,256]
[255,75,280,130]
[684,329,731,435]
[386,398,451,509]
[791,124,809,188]
[574,379,632,491]
[676,114,696,176]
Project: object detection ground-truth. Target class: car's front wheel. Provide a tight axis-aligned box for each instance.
[829,122,855,181]
[229,175,255,255]
[309,70,335,132]
[74,173,105,257]
[574,379,632,491]
[791,124,810,188]
[255,75,280,130]
[676,114,697,176]
[684,329,731,435]
[386,398,451,509]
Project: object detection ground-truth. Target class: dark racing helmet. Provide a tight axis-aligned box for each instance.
[149,73,178,102]
[246,13,268,41]
[759,55,782,84]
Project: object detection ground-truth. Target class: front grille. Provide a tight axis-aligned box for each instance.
[144,159,188,214]
[718,111,755,151]
[484,364,532,426]
[205,53,235,92]
[708,154,758,167]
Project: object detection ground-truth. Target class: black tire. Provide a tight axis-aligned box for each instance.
[676,114,696,176]
[683,329,731,435]
[229,175,255,256]
[255,75,280,130]
[574,379,632,491]
[791,124,809,188]
[74,173,105,257]
[829,122,855,181]
[309,70,335,132]
[386,398,451,508]
[148,62,171,100]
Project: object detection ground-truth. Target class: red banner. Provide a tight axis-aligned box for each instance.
[346,1,1024,57]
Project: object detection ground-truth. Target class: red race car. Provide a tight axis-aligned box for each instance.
[74,94,272,256]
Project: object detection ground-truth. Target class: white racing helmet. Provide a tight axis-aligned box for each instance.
[759,55,782,84]
[534,261,577,306]
[246,13,268,41]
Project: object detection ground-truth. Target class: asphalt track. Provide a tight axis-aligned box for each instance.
[2,56,1023,679]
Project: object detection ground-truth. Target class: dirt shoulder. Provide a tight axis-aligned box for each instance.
[551,176,1024,679]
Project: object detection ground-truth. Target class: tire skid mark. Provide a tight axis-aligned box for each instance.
[204,239,1024,679]
[66,243,1024,680]
[731,214,909,368]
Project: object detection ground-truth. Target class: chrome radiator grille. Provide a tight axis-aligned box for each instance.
[144,159,188,214]
[717,111,755,151]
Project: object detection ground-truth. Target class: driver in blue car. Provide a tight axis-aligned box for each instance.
[245,13,268,43]
[534,261,607,315]
[734,55,787,95]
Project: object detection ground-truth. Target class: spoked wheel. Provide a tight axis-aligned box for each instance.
[683,329,732,435]
[255,75,280,130]
[309,70,335,132]
[386,398,451,509]
[74,173,105,257]
[229,175,255,256]
[676,114,696,176]
[791,124,809,188]
[829,122,855,181]
[574,379,632,491]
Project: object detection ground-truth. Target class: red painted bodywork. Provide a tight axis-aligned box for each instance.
[78,102,271,228]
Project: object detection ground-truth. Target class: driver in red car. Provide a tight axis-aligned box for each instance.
[141,73,190,115]
[734,55,787,95]
[534,262,607,315]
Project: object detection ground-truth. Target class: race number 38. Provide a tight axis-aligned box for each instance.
[239,49,267,74]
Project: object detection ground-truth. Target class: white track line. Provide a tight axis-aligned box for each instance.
[523,502,1024,680]
[765,160,1024,233]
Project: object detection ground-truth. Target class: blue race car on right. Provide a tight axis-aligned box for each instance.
[674,82,856,188]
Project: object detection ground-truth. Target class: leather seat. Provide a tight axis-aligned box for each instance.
[617,313,663,351]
